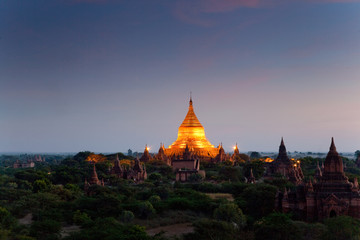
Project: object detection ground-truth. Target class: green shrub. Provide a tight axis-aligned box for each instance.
[213,203,246,228]
[322,216,360,240]
[149,195,161,205]
[184,219,242,240]
[119,210,134,223]
[137,201,155,219]
[254,212,301,240]
[73,210,92,227]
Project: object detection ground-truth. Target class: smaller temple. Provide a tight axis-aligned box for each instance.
[172,144,205,182]
[213,143,227,163]
[231,143,249,164]
[155,143,171,165]
[110,154,124,177]
[140,145,152,163]
[84,164,104,194]
[110,156,147,182]
[128,158,147,182]
[266,138,303,184]
[232,143,240,159]
[13,160,35,169]
[280,138,360,221]
[34,155,45,162]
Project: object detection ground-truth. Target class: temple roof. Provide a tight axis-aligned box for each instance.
[165,95,217,158]
[179,97,203,128]
[274,137,291,164]
[323,137,344,174]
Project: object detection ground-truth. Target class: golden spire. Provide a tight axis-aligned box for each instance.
[179,95,203,128]
[166,95,217,158]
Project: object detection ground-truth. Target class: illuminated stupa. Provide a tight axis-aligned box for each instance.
[165,96,218,158]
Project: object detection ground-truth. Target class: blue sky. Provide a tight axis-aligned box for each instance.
[1,0,360,153]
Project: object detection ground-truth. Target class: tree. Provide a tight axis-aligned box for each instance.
[233,154,250,164]
[254,212,301,240]
[148,173,162,182]
[119,210,134,223]
[218,166,243,182]
[238,184,277,221]
[73,210,92,227]
[184,219,242,240]
[243,160,265,179]
[149,195,161,205]
[33,179,50,193]
[213,203,246,228]
[73,151,93,163]
[137,201,155,219]
[30,219,61,240]
[64,217,151,240]
[294,221,327,240]
[0,207,15,230]
[250,152,261,159]
[188,173,203,182]
[128,149,133,156]
[355,150,360,159]
[322,216,360,240]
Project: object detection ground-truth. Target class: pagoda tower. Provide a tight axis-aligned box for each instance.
[281,138,360,221]
[267,138,303,184]
[165,96,217,158]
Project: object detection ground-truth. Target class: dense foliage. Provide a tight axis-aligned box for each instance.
[0,153,360,239]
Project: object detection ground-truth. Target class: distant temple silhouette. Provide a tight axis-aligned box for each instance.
[110,154,147,182]
[266,138,303,184]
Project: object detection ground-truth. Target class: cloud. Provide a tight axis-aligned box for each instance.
[173,0,360,26]
[173,0,265,27]
[199,0,261,13]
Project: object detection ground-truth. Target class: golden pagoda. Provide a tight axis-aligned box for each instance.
[165,96,218,158]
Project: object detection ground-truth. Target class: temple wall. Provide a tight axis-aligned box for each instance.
[172,160,196,170]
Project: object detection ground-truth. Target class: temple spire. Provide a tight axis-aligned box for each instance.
[89,163,100,185]
[166,95,217,157]
[279,137,287,154]
[323,137,345,176]
[330,137,336,151]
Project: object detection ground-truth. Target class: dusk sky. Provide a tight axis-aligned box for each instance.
[1,0,360,153]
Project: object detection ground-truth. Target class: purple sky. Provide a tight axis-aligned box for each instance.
[1,0,360,153]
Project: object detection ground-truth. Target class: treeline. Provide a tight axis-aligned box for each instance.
[0,152,360,239]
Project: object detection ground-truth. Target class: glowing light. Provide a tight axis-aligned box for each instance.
[165,97,218,157]
[86,153,106,163]
[264,157,274,163]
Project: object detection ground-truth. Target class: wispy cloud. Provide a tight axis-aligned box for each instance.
[173,0,264,27]
[199,0,261,13]
[173,0,360,26]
